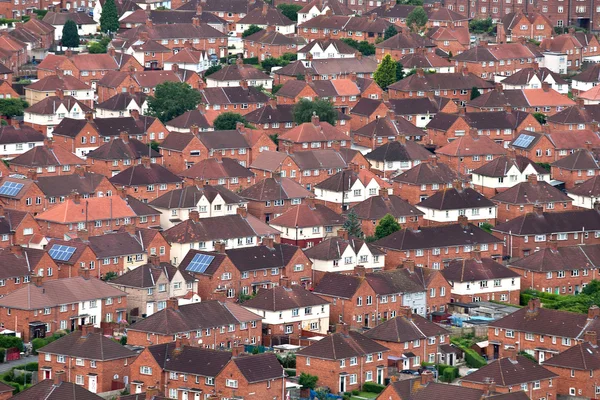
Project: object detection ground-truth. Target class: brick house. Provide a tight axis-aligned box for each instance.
[492,207,600,258]
[179,239,312,300]
[37,325,137,393]
[0,174,48,215]
[391,157,459,204]
[125,299,263,348]
[85,135,162,178]
[365,139,433,179]
[297,13,392,44]
[10,140,85,178]
[243,28,304,60]
[510,129,600,165]
[551,148,600,189]
[0,207,41,248]
[0,246,58,297]
[374,217,504,270]
[379,377,486,400]
[202,83,271,118]
[241,284,329,346]
[45,238,99,279]
[492,177,574,223]
[434,133,508,175]
[567,175,600,209]
[296,329,389,394]
[273,56,378,84]
[487,298,600,362]
[352,113,426,152]
[348,194,423,235]
[501,66,569,94]
[496,11,553,43]
[178,158,256,192]
[278,114,350,154]
[508,242,600,294]
[374,31,436,63]
[547,103,600,131]
[276,77,363,115]
[540,31,600,71]
[244,103,297,139]
[205,58,272,89]
[426,24,470,55]
[364,307,450,369]
[349,98,390,132]
[25,74,93,108]
[0,272,127,342]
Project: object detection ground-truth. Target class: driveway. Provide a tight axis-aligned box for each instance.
[0,354,37,374]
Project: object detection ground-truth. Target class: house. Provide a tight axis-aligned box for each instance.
[304,231,386,282]
[164,46,211,74]
[201,83,271,117]
[470,153,551,197]
[0,121,45,159]
[0,245,58,296]
[149,184,247,230]
[0,207,42,248]
[125,299,263,347]
[269,202,345,248]
[374,32,436,63]
[244,102,296,138]
[349,99,390,132]
[162,208,280,264]
[297,13,392,44]
[95,92,148,119]
[453,42,544,80]
[295,329,389,394]
[297,38,356,60]
[297,0,353,24]
[84,229,151,276]
[0,272,127,342]
[426,24,470,55]
[179,238,312,300]
[314,167,392,213]
[278,114,350,153]
[567,175,600,209]
[387,69,495,104]
[243,28,305,61]
[351,112,425,151]
[493,207,600,258]
[434,132,508,176]
[241,284,329,346]
[240,177,314,223]
[273,56,378,84]
[85,135,161,178]
[547,102,600,131]
[571,64,600,95]
[398,50,455,74]
[551,147,600,189]
[378,377,491,400]
[501,66,569,94]
[178,158,255,191]
[10,378,104,400]
[108,256,197,319]
[514,234,600,292]
[374,217,504,270]
[488,298,600,362]
[493,176,574,223]
[460,349,558,397]
[43,11,97,41]
[24,74,93,108]
[276,77,363,115]
[347,194,423,235]
[10,140,84,178]
[205,58,273,89]
[365,139,433,179]
[45,238,100,279]
[510,129,600,165]
[235,4,295,36]
[391,157,459,204]
[496,11,553,43]
[37,326,137,393]
[165,109,212,133]
[442,250,521,304]
[540,31,600,71]
[364,308,450,369]
[23,93,92,136]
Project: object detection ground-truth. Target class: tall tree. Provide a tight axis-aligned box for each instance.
[470,86,482,100]
[61,20,80,49]
[100,0,119,34]
[242,25,262,38]
[213,112,247,130]
[395,61,405,82]
[0,98,28,117]
[406,6,428,33]
[374,54,397,89]
[343,209,363,238]
[293,98,337,125]
[147,81,202,123]
[374,214,401,240]
[384,25,398,40]
[277,4,303,21]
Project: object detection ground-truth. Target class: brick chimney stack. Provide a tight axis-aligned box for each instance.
[130,109,140,120]
[81,323,95,337]
[148,255,161,266]
[458,215,468,229]
[528,298,541,313]
[420,370,434,385]
[10,244,23,257]
[354,265,366,277]
[311,112,320,126]
[589,305,600,320]
[141,156,151,168]
[584,330,598,345]
[533,204,544,215]
[31,273,43,287]
[80,267,91,280]
[55,89,64,99]
[53,370,65,386]
[167,297,179,311]
[261,236,274,249]
[403,259,415,273]
[26,169,37,181]
[337,228,349,240]
[120,131,129,143]
[189,210,200,222]
[236,206,248,218]
[214,241,226,254]
[335,323,349,335]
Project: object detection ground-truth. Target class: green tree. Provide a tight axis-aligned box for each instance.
[340,38,376,56]
[582,280,600,295]
[374,54,397,89]
[469,17,493,34]
[395,61,405,82]
[398,0,423,4]
[242,24,262,38]
[293,98,336,126]
[532,112,547,125]
[374,214,401,240]
[470,86,481,100]
[204,64,222,77]
[298,373,318,390]
[0,98,28,117]
[406,6,428,33]
[343,209,364,238]
[147,81,202,123]
[384,25,398,40]
[102,271,118,281]
[99,0,119,34]
[213,112,247,130]
[88,36,111,53]
[277,4,303,21]
[61,20,80,49]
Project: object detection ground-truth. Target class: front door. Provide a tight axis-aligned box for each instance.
[146,302,155,316]
[339,375,346,393]
[377,368,384,385]
[539,351,545,363]
[364,314,369,328]
[182,391,188,400]
[88,375,97,393]
[43,370,51,379]
[493,344,500,360]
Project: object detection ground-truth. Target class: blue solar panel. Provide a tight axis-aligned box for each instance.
[48,244,77,262]
[0,181,24,197]
[186,253,215,273]
[513,134,535,148]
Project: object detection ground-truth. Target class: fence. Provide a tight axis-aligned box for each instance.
[443,325,488,338]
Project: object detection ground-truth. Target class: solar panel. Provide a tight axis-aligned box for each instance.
[513,134,535,149]
[48,244,77,262]
[0,181,24,197]
[186,253,215,273]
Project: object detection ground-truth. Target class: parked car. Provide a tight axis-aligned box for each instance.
[400,369,420,375]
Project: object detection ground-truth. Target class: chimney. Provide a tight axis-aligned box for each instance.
[214,241,226,254]
[471,245,481,261]
[0,204,4,217]
[279,276,292,288]
[585,331,598,345]
[261,236,274,249]
[420,370,434,386]
[494,82,503,92]
[458,215,468,229]
[235,56,243,66]
[55,89,64,99]
[527,174,537,184]
[398,306,412,319]
[386,108,396,121]
[80,267,91,280]
[173,336,185,355]
[108,47,115,57]
[350,163,360,173]
[262,2,268,15]
[190,124,199,135]
[191,16,199,26]
[337,228,349,240]
[368,12,377,21]
[85,111,93,122]
[480,40,488,48]
[10,244,23,257]
[528,297,541,313]
[469,126,479,138]
[335,323,349,335]
[349,72,357,82]
[416,68,425,78]
[26,169,37,181]
[167,297,179,311]
[236,206,248,218]
[120,131,129,143]
[189,210,200,222]
[45,138,54,149]
[452,179,463,191]
[504,346,518,361]
[148,255,161,266]
[461,66,469,76]
[78,229,89,241]
[268,97,277,108]
[484,380,497,396]
[354,265,366,277]
[53,370,65,386]
[569,27,576,34]
[65,49,72,57]
[458,106,466,116]
[146,387,159,400]
[236,121,246,134]
[31,274,43,287]
[589,305,600,319]
[398,134,406,144]
[74,165,86,177]
[81,323,95,337]
[585,141,594,151]
[533,204,544,215]
[10,119,19,129]
[429,155,438,166]
[311,112,320,126]
[172,63,179,73]
[356,52,362,60]
[231,345,246,357]
[141,156,151,168]
[542,81,550,92]
[240,80,248,90]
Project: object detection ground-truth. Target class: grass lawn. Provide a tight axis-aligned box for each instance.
[350,392,378,399]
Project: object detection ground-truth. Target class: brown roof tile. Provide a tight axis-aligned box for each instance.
[296,330,389,359]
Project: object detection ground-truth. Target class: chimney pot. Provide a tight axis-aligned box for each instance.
[527,174,538,184]
[53,370,65,386]
[80,267,91,280]
[214,241,226,254]
[335,323,349,335]
[236,206,248,218]
[458,215,468,229]
[584,331,598,345]
[337,228,349,240]
[166,297,179,311]
[589,305,600,319]
[189,210,200,223]
[354,265,366,277]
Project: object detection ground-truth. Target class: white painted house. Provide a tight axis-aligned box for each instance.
[297,0,351,24]
[416,186,498,225]
[297,39,357,60]
[43,11,98,42]
[23,95,90,137]
[164,49,211,74]
[500,67,569,94]
[0,124,45,159]
[567,175,600,209]
[365,139,433,179]
[471,154,551,193]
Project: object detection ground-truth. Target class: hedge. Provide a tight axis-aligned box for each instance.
[362,382,385,394]
[442,367,459,382]
[0,336,23,352]
[464,348,487,368]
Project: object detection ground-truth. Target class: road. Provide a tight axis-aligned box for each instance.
[0,354,37,374]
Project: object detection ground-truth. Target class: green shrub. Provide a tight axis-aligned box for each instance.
[0,348,5,363]
[8,382,18,394]
[244,57,259,65]
[441,366,458,382]
[31,338,47,354]
[24,362,38,372]
[284,369,296,377]
[352,389,360,395]
[12,372,31,385]
[0,336,23,352]
[464,348,487,368]
[362,382,385,394]
[3,370,14,382]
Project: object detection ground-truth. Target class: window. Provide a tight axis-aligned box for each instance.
[506,330,515,338]
[365,371,373,382]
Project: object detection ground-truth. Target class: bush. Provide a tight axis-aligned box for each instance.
[3,370,13,382]
[0,336,23,352]
[8,382,18,395]
[24,362,38,372]
[0,348,4,364]
[362,382,385,394]
[284,368,296,377]
[436,364,458,382]
[352,390,360,395]
[464,348,487,368]
[244,57,259,65]
[12,372,31,385]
